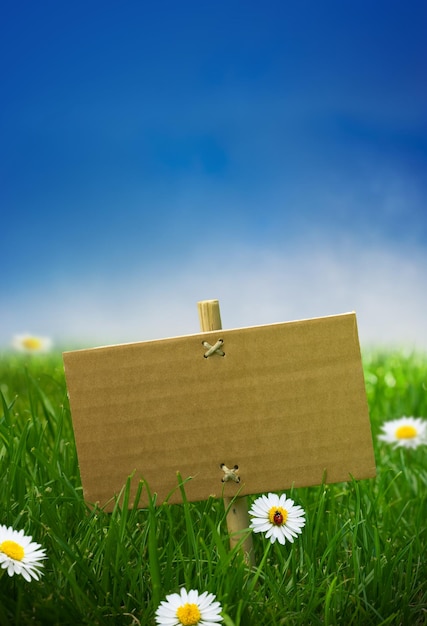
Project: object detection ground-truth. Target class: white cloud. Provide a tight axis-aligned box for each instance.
[1,239,426,354]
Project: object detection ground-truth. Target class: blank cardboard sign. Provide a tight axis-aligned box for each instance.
[63,312,376,510]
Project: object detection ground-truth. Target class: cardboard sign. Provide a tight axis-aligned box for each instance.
[63,312,375,510]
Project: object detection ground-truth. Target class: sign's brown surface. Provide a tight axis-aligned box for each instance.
[63,312,376,510]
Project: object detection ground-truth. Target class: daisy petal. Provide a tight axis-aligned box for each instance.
[0,526,46,582]
[155,588,223,626]
[249,492,306,546]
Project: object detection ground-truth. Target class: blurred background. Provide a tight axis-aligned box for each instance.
[1,1,426,351]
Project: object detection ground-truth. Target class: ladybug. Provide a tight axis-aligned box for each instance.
[273,510,284,525]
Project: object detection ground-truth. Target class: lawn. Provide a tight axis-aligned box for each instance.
[0,349,426,625]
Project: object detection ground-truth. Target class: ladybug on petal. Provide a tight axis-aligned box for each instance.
[273,510,284,525]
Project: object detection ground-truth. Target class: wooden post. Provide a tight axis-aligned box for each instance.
[197,299,255,565]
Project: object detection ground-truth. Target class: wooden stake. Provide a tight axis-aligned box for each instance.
[197,299,255,565]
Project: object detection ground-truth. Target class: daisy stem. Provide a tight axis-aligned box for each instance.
[14,584,24,625]
[247,540,272,595]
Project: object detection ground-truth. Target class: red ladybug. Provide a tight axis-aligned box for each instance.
[273,510,284,525]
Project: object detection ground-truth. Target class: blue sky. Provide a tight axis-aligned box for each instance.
[2,1,427,351]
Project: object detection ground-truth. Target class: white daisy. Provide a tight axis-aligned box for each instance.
[155,588,223,626]
[378,416,427,449]
[12,334,53,353]
[249,492,306,545]
[0,525,47,582]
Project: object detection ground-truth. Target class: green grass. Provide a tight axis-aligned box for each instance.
[0,350,426,625]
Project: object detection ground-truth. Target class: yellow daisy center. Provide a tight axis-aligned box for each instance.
[0,540,25,561]
[395,425,417,440]
[269,506,288,526]
[176,603,201,625]
[22,337,42,351]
